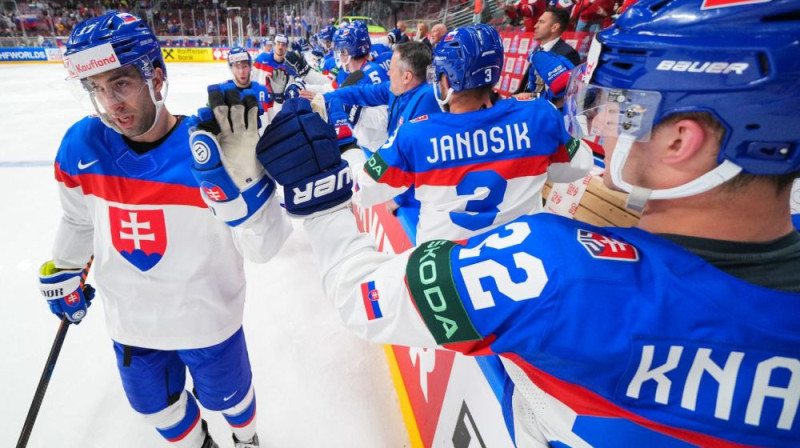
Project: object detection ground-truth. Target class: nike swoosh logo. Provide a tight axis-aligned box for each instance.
[223,391,238,402]
[77,159,99,170]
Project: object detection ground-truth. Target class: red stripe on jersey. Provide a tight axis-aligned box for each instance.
[416,156,551,186]
[55,163,206,208]
[253,61,273,73]
[504,354,756,448]
[549,143,571,164]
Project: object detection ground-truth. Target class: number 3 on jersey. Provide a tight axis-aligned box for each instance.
[450,170,507,231]
[458,221,548,310]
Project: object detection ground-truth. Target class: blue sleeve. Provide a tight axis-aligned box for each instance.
[324,81,390,107]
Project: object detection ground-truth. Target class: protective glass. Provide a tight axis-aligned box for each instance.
[563,65,662,143]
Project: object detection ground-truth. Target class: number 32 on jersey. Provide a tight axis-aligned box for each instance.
[406,221,548,344]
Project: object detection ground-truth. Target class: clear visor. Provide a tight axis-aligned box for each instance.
[66,58,167,136]
[333,49,350,70]
[564,64,662,143]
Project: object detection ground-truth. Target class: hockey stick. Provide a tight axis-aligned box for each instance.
[17,257,93,448]
[16,316,71,448]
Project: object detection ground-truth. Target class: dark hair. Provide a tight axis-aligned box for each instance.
[393,41,432,81]
[546,7,570,34]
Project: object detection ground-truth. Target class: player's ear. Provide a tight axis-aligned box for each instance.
[152,66,165,94]
[659,119,710,167]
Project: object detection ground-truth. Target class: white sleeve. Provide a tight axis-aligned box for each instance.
[352,105,388,152]
[304,209,439,348]
[303,70,334,87]
[371,36,391,46]
[547,139,593,183]
[53,183,94,269]
[230,193,293,263]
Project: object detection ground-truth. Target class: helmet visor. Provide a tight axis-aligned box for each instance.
[564,65,662,143]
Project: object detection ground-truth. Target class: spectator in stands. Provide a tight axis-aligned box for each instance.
[429,23,447,47]
[571,0,615,32]
[497,0,547,32]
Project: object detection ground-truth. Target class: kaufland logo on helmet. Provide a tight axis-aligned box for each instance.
[64,42,121,79]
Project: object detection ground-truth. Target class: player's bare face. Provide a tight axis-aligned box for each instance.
[274,42,288,59]
[231,61,251,87]
[86,66,156,137]
[388,53,406,96]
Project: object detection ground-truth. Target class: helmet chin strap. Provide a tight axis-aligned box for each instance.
[609,133,743,212]
[90,66,169,138]
[434,83,454,112]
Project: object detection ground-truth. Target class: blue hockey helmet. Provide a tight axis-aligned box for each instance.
[318,25,336,43]
[432,24,503,107]
[64,12,164,81]
[565,0,800,195]
[333,23,371,58]
[228,46,252,66]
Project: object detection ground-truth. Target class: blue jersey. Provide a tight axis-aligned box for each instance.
[335,60,389,128]
[316,209,800,448]
[371,48,392,73]
[320,54,337,74]
[358,98,591,241]
[324,81,440,138]
[253,51,298,78]
[401,214,800,448]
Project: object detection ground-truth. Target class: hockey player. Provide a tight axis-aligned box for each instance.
[251,1,800,446]
[39,12,291,448]
[329,23,390,152]
[224,47,274,125]
[354,24,591,242]
[316,25,338,75]
[252,34,296,85]
[321,41,439,152]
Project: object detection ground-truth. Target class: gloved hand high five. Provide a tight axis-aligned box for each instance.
[189,86,274,226]
[284,51,310,78]
[257,98,353,218]
[268,67,290,103]
[38,258,95,324]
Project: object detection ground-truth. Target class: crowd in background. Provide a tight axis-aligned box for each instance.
[0,0,641,45]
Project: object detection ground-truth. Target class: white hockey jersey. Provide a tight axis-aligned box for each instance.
[52,116,292,350]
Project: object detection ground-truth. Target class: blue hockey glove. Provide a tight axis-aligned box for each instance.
[386,28,406,45]
[528,51,574,101]
[327,97,358,152]
[38,260,95,324]
[189,86,274,226]
[284,79,307,101]
[257,98,353,218]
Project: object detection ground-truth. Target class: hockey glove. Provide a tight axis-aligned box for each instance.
[327,97,358,152]
[268,67,290,104]
[284,79,307,101]
[285,51,311,78]
[386,28,405,45]
[257,98,353,218]
[189,87,274,226]
[38,260,95,324]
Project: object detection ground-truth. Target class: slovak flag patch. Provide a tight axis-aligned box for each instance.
[577,229,639,262]
[360,280,383,320]
[201,181,228,202]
